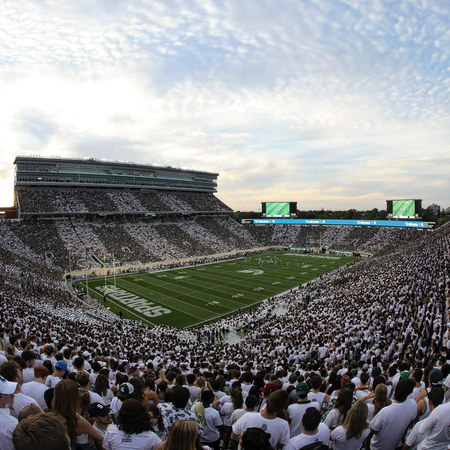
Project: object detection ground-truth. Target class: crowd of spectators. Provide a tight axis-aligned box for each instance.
[0,190,449,448]
[18,189,232,215]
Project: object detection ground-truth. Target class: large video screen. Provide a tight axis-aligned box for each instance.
[393,200,415,218]
[265,202,290,217]
[387,199,421,219]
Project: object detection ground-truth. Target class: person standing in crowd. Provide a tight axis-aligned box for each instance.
[52,379,103,449]
[20,365,49,411]
[45,360,67,388]
[403,388,444,450]
[231,389,290,449]
[158,386,203,431]
[0,360,41,419]
[230,395,258,425]
[330,401,370,450]
[286,381,321,437]
[155,419,211,450]
[324,387,353,431]
[369,379,416,450]
[193,389,224,450]
[88,402,112,438]
[12,412,70,450]
[283,407,330,450]
[102,398,161,450]
[415,397,450,450]
[0,375,18,450]
[148,404,169,442]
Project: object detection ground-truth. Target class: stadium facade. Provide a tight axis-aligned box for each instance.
[13,156,228,219]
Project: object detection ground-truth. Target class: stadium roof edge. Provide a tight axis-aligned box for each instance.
[13,155,219,177]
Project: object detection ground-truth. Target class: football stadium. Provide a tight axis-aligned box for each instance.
[0,155,449,450]
[2,0,450,447]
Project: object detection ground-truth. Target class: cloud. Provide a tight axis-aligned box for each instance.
[0,0,450,210]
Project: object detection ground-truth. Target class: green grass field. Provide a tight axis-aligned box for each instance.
[75,252,353,328]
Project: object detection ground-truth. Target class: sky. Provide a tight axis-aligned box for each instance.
[1,0,450,211]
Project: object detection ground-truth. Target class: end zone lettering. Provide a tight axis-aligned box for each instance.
[95,285,171,317]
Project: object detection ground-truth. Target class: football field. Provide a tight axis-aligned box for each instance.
[75,252,353,328]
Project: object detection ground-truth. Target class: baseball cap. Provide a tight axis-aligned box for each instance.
[88,402,111,418]
[429,370,444,386]
[260,383,277,393]
[45,345,55,355]
[117,382,134,400]
[0,375,17,394]
[295,382,309,396]
[400,371,410,380]
[55,361,68,371]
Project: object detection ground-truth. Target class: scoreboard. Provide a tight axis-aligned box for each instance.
[262,202,297,218]
[387,199,422,219]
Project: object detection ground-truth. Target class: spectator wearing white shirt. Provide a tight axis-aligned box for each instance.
[0,375,18,450]
[45,361,67,388]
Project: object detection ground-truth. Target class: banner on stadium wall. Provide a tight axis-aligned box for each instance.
[252,219,434,229]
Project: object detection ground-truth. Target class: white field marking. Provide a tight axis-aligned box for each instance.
[238,269,264,275]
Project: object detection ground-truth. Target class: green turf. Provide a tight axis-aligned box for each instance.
[75,252,354,328]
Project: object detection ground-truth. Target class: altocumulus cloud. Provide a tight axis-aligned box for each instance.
[0,0,449,209]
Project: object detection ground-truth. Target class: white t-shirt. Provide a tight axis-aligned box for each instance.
[324,408,344,430]
[220,402,235,426]
[22,368,35,383]
[331,425,370,450]
[404,420,426,450]
[230,409,257,425]
[287,401,321,437]
[110,397,123,416]
[0,408,18,450]
[411,383,425,401]
[11,393,40,419]
[308,391,326,410]
[100,389,115,405]
[103,424,161,450]
[284,423,330,450]
[45,375,62,388]
[200,406,222,443]
[370,400,417,450]
[20,381,49,411]
[232,413,290,449]
[417,402,450,450]
[187,385,201,403]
